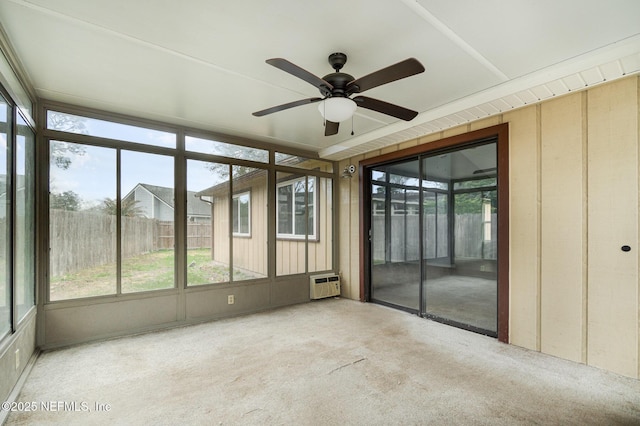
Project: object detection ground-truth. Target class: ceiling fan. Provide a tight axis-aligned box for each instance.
[252,53,425,136]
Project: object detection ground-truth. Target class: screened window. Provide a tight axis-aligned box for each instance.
[49,141,176,300]
[186,159,229,286]
[49,142,117,300]
[0,90,35,334]
[185,135,268,163]
[275,152,333,172]
[44,106,334,297]
[0,94,10,337]
[47,110,176,148]
[277,177,316,239]
[232,192,250,236]
[15,113,35,321]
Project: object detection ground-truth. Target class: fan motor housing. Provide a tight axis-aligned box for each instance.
[328,52,347,71]
[322,72,355,97]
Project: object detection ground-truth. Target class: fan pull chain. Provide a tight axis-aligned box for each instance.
[351,115,354,135]
[323,100,326,127]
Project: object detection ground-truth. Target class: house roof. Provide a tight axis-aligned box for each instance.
[1,1,639,160]
[195,170,269,198]
[125,183,211,217]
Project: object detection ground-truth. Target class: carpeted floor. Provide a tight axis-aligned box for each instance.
[5,298,640,425]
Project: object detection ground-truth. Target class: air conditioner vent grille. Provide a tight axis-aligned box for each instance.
[310,273,340,299]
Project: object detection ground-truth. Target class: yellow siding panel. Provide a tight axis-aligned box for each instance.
[442,124,468,138]
[469,116,501,132]
[417,133,441,146]
[348,157,362,298]
[504,106,539,350]
[380,145,398,155]
[342,76,640,378]
[398,138,418,150]
[540,93,585,363]
[587,77,639,378]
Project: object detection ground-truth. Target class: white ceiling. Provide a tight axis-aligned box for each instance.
[1,0,640,161]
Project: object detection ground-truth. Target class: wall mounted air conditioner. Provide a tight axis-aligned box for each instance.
[309,273,341,300]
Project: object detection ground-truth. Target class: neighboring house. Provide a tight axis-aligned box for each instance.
[195,159,333,276]
[123,183,211,222]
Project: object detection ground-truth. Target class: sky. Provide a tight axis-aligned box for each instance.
[48,111,240,209]
[51,144,230,209]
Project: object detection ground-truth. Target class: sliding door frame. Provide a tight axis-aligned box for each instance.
[359,124,509,342]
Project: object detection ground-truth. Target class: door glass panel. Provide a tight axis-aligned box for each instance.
[422,143,497,334]
[370,161,420,311]
[369,141,498,335]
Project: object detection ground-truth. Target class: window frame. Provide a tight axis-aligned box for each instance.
[231,190,251,237]
[276,176,317,241]
[41,104,337,303]
[0,85,36,337]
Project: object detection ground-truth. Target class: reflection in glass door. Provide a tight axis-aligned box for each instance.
[368,141,498,336]
[422,143,497,335]
[370,161,420,311]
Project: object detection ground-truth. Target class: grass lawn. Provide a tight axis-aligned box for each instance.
[50,248,259,300]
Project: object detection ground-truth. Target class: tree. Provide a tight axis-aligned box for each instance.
[101,197,144,217]
[204,145,267,179]
[50,141,87,170]
[48,112,89,169]
[50,191,82,211]
[47,111,89,134]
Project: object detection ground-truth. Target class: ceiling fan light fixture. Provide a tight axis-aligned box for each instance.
[318,97,357,123]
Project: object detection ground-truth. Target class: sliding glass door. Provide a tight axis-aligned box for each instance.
[368,140,498,336]
[421,143,497,335]
[370,160,420,311]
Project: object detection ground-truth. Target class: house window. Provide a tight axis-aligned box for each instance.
[277,176,316,239]
[232,192,250,236]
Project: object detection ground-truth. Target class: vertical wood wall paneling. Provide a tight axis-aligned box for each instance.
[338,160,352,298]
[586,77,639,378]
[539,92,585,363]
[340,76,640,378]
[351,155,363,300]
[503,105,539,351]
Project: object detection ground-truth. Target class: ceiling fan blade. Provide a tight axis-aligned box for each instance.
[353,96,419,121]
[324,120,339,136]
[347,58,425,94]
[266,58,333,92]
[253,97,322,117]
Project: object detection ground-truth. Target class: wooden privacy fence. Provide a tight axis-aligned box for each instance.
[50,210,211,276]
[372,213,497,263]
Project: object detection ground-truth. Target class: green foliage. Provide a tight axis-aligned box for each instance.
[454,177,496,190]
[48,111,89,134]
[454,191,497,214]
[101,197,144,217]
[50,142,86,170]
[49,113,88,171]
[50,190,82,211]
